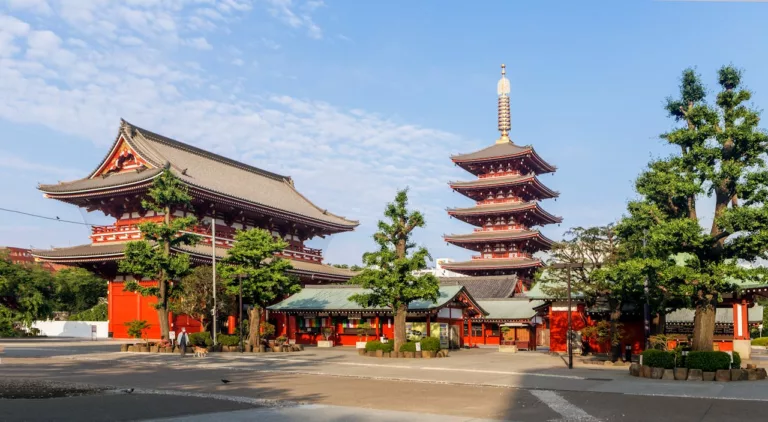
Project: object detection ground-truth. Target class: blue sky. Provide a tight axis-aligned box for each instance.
[1,0,768,265]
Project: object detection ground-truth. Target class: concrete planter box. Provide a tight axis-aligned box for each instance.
[358,349,367,356]
[687,369,703,381]
[120,344,128,352]
[382,352,391,358]
[703,372,716,381]
[423,351,435,359]
[499,344,518,353]
[629,363,641,376]
[414,351,422,358]
[715,370,730,382]
[650,367,664,379]
[641,365,652,378]
[661,369,675,380]
[139,346,150,353]
[403,352,414,358]
[375,350,384,358]
[674,368,688,380]
[317,340,334,348]
[356,342,367,349]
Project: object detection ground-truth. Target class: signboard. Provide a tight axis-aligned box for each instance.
[169,331,176,340]
[439,323,449,349]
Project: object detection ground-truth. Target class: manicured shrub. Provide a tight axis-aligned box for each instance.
[685,351,732,372]
[68,303,108,321]
[731,351,741,369]
[673,346,689,368]
[365,340,394,353]
[751,337,768,347]
[189,331,213,347]
[399,341,418,352]
[642,349,675,369]
[218,334,240,346]
[420,336,441,352]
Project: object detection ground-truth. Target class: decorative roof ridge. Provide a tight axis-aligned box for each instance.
[122,119,290,183]
[450,143,533,160]
[476,298,538,302]
[446,200,537,212]
[448,173,534,186]
[444,228,542,238]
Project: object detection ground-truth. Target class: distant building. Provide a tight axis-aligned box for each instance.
[413,258,466,278]
[0,246,62,272]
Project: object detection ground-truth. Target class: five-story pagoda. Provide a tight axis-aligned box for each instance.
[442,65,561,292]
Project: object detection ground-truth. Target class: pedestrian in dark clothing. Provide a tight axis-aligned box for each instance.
[178,328,189,357]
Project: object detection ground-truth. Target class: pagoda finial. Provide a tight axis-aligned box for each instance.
[496,64,511,144]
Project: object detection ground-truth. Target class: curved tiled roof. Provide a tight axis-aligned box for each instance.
[32,242,357,280]
[450,142,556,173]
[444,230,553,247]
[475,299,544,321]
[449,174,559,198]
[441,257,542,271]
[38,120,358,231]
[440,275,518,298]
[447,201,562,225]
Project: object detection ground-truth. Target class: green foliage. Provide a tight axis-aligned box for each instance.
[53,268,107,314]
[649,334,672,351]
[582,321,625,347]
[751,337,768,346]
[0,256,56,328]
[399,341,418,352]
[172,266,232,331]
[686,351,732,372]
[218,334,240,346]
[673,346,689,368]
[419,336,441,352]
[731,351,741,369]
[260,321,275,338]
[125,320,150,343]
[118,170,199,339]
[189,331,213,347]
[610,66,768,350]
[365,340,394,352]
[275,335,288,345]
[348,189,439,350]
[642,349,675,369]
[68,302,107,321]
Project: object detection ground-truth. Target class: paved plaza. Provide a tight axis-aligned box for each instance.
[2,340,768,421]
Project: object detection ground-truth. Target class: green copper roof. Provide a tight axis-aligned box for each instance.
[476,299,544,321]
[268,285,480,313]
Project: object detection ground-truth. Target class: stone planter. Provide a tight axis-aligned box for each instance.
[687,369,703,381]
[414,351,422,358]
[650,367,664,379]
[375,350,384,358]
[403,351,414,358]
[258,345,267,353]
[703,372,716,381]
[139,346,150,353]
[629,363,640,377]
[661,369,675,380]
[731,369,748,381]
[317,340,334,348]
[150,346,159,353]
[244,344,253,352]
[674,368,688,380]
[120,344,129,352]
[282,346,291,352]
[641,365,652,378]
[358,349,367,356]
[715,370,730,382]
[436,350,449,358]
[126,345,135,352]
[391,352,400,358]
[382,352,390,358]
[423,351,435,359]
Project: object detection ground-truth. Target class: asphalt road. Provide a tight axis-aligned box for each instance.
[0,339,123,358]
[3,358,768,421]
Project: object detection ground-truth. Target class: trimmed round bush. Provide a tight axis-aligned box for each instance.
[686,351,732,372]
[731,351,741,369]
[218,334,240,346]
[365,340,394,353]
[751,337,768,347]
[642,349,675,369]
[189,332,213,347]
[399,341,417,353]
[420,337,441,352]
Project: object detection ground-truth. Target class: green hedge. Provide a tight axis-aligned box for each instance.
[189,332,213,347]
[732,351,741,369]
[751,337,768,346]
[399,341,418,352]
[642,349,675,369]
[218,334,240,346]
[68,303,107,321]
[686,351,732,372]
[365,340,394,353]
[420,337,441,352]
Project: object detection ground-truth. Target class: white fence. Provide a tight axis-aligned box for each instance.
[31,321,109,339]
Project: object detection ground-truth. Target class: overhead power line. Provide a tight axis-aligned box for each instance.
[0,207,104,227]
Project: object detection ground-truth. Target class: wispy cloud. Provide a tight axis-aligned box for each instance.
[0,151,82,177]
[263,0,324,39]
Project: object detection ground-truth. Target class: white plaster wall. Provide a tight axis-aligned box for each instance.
[31,321,109,338]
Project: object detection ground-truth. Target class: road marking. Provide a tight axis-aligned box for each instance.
[530,390,600,422]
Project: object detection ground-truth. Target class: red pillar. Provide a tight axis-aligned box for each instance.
[426,314,431,336]
[733,301,750,340]
[482,322,486,345]
[375,315,380,338]
[227,316,236,334]
[468,318,473,347]
[289,315,296,340]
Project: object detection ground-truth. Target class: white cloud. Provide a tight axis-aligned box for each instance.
[261,37,281,50]
[264,0,323,39]
[0,151,82,177]
[231,58,244,66]
[184,36,213,50]
[4,0,52,15]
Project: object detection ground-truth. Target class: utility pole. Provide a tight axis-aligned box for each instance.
[550,262,584,370]
[643,230,651,351]
[211,214,217,346]
[239,274,244,353]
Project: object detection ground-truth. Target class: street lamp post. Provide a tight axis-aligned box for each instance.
[550,262,584,370]
[239,274,244,353]
[211,215,218,347]
[642,230,651,351]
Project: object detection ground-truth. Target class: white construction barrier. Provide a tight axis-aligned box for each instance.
[30,321,109,339]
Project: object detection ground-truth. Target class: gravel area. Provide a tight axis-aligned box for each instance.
[0,379,111,399]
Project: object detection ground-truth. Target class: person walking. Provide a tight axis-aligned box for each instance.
[178,327,189,357]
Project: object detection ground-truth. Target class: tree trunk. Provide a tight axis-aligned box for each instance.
[157,204,172,340]
[692,304,716,351]
[393,304,407,352]
[157,306,169,340]
[608,299,622,362]
[249,307,261,348]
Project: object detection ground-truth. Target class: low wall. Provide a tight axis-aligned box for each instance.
[31,321,110,339]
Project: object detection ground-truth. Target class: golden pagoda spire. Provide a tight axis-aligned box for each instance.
[496,64,512,144]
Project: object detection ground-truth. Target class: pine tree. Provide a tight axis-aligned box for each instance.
[615,66,768,351]
[348,189,439,351]
[219,228,299,348]
[119,169,199,340]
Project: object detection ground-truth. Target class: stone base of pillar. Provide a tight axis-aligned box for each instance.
[733,339,752,360]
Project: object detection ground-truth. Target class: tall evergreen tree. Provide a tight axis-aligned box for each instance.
[615,66,768,351]
[220,228,299,348]
[119,169,199,340]
[348,189,439,351]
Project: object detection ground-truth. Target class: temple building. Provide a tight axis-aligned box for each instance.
[32,120,359,339]
[442,64,561,294]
